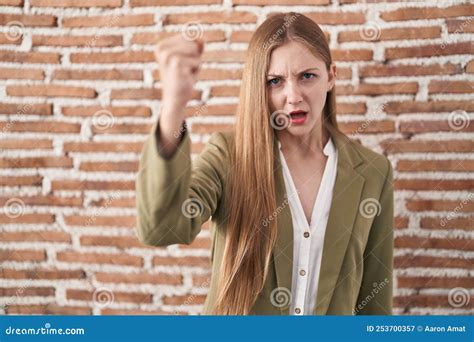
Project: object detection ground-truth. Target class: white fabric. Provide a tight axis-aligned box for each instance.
[277,136,338,315]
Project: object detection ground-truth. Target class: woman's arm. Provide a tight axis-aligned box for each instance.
[135,118,228,247]
[355,159,394,315]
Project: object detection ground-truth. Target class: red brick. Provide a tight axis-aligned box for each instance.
[420,217,473,231]
[332,49,373,61]
[394,295,470,308]
[62,105,151,117]
[91,123,150,135]
[0,286,54,297]
[384,100,474,114]
[32,35,123,47]
[0,214,55,225]
[0,103,52,115]
[400,120,474,133]
[1,268,85,280]
[162,294,207,305]
[131,0,220,5]
[7,85,97,98]
[304,11,365,25]
[0,195,82,207]
[360,63,461,78]
[0,13,56,26]
[80,161,138,173]
[96,271,183,285]
[395,179,473,191]
[0,68,45,80]
[398,160,474,172]
[0,51,60,63]
[386,42,473,60]
[382,139,473,153]
[428,80,474,94]
[131,30,225,45]
[64,215,136,228]
[395,236,472,250]
[447,18,474,34]
[0,121,81,133]
[0,176,42,186]
[339,26,440,42]
[67,289,152,303]
[336,102,366,115]
[63,14,154,28]
[57,251,143,267]
[52,180,135,191]
[339,120,395,134]
[53,69,142,81]
[88,197,135,208]
[152,256,211,268]
[70,51,154,64]
[163,11,257,25]
[406,199,474,212]
[398,276,473,289]
[63,141,143,153]
[185,104,237,117]
[0,249,46,262]
[6,304,91,315]
[0,231,70,242]
[337,82,418,96]
[80,235,151,249]
[395,254,472,269]
[0,157,73,168]
[0,139,52,149]
[380,4,474,22]
[30,0,121,7]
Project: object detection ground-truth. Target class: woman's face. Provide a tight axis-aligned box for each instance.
[266,40,336,137]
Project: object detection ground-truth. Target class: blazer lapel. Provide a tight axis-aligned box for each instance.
[270,125,365,315]
[313,126,365,315]
[271,135,294,315]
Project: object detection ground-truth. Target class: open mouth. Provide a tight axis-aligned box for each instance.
[289,111,308,124]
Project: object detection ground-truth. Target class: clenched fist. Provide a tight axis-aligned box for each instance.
[154,34,204,156]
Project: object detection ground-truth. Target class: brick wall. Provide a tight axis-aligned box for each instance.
[0,0,472,315]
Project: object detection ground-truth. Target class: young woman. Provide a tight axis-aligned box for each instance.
[136,12,394,316]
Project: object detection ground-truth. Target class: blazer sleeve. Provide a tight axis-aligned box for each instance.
[135,119,228,247]
[355,158,394,315]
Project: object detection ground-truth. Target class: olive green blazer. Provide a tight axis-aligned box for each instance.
[135,120,394,315]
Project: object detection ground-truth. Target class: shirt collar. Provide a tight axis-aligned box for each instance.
[277,136,335,157]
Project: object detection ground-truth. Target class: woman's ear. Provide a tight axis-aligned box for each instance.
[327,63,337,92]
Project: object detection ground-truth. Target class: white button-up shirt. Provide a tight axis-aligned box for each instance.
[277,136,338,315]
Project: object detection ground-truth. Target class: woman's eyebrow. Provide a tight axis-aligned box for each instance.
[267,67,320,78]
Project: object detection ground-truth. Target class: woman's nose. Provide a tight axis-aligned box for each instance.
[286,82,303,105]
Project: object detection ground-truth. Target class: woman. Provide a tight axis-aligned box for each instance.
[136,12,394,316]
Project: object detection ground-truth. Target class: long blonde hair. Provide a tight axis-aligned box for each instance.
[212,12,340,315]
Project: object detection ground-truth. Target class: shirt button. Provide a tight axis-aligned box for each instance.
[303,231,310,238]
[295,308,301,314]
[299,269,306,276]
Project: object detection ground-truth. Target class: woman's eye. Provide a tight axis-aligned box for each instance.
[267,78,280,86]
[302,72,316,80]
